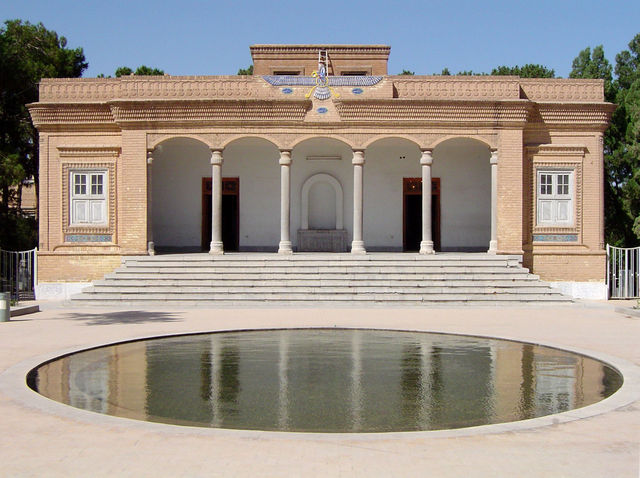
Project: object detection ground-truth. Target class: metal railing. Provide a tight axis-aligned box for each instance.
[0,247,37,302]
[606,244,640,299]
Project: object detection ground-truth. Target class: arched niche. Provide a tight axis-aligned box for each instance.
[298,173,347,252]
[300,173,344,230]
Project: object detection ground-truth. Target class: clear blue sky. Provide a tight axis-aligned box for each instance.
[3,0,639,78]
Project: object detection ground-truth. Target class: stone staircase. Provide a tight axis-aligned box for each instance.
[70,253,572,306]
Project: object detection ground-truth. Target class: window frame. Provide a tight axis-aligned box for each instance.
[69,170,108,226]
[536,169,574,227]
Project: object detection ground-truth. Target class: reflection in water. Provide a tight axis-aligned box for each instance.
[29,330,623,433]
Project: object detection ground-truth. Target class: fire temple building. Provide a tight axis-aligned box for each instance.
[28,44,615,300]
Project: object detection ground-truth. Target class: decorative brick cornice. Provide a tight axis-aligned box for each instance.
[334,99,531,125]
[525,144,588,156]
[393,77,520,100]
[109,99,311,125]
[535,103,615,129]
[28,103,113,127]
[520,79,605,102]
[57,146,121,158]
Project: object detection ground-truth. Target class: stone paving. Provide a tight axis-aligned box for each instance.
[0,301,638,477]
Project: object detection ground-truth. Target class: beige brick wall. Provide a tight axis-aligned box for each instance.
[38,253,122,282]
[119,130,148,253]
[497,128,524,254]
[526,252,605,282]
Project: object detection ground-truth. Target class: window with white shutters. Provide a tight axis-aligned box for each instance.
[537,170,573,226]
[70,171,107,225]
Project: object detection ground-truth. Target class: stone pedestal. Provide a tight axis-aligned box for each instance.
[298,229,348,252]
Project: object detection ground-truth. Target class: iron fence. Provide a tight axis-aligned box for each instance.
[606,244,640,299]
[0,247,37,302]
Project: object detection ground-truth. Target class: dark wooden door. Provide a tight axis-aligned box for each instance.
[403,178,440,251]
[202,177,239,251]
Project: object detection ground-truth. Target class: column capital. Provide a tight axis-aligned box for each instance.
[420,149,433,165]
[210,149,224,165]
[490,149,498,165]
[352,150,365,165]
[279,150,292,166]
[146,149,154,165]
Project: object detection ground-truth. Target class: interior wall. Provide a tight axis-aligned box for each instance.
[433,138,491,251]
[364,139,422,250]
[221,138,280,251]
[152,138,211,249]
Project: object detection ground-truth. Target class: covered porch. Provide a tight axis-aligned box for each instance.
[146,135,499,256]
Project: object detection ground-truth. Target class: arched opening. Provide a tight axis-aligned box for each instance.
[151,137,211,252]
[212,137,280,252]
[364,137,425,252]
[291,138,353,251]
[432,138,491,251]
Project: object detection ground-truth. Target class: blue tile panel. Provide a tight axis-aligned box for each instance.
[352,88,364,95]
[65,234,112,243]
[281,88,293,94]
[317,107,328,114]
[532,234,578,242]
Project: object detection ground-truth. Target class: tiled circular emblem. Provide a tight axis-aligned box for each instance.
[352,88,364,95]
[281,88,293,94]
[317,107,328,114]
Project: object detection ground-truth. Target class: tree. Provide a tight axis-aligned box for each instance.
[399,69,415,75]
[570,45,614,100]
[115,65,164,77]
[491,64,555,78]
[237,65,253,75]
[0,20,87,249]
[570,34,640,246]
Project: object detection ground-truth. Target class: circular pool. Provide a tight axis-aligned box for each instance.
[27,329,623,432]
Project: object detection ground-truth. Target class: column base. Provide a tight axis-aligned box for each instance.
[350,241,366,254]
[147,241,155,256]
[419,240,435,254]
[487,240,498,254]
[209,241,224,255]
[278,241,293,254]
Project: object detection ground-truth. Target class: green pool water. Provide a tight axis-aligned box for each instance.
[28,329,622,432]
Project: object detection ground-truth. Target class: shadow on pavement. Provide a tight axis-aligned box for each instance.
[63,310,183,325]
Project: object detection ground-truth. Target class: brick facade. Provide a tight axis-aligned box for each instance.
[28,45,614,287]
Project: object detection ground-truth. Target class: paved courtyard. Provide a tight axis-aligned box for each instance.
[0,302,639,477]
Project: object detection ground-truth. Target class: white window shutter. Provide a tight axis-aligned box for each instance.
[73,200,88,223]
[90,200,105,223]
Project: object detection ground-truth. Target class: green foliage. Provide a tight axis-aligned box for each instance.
[399,69,415,75]
[0,20,87,247]
[440,67,451,76]
[570,45,614,100]
[115,65,164,77]
[570,34,640,246]
[237,65,253,75]
[491,64,555,78]
[0,211,37,250]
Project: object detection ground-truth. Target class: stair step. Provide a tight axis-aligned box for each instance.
[70,253,570,305]
[86,285,557,294]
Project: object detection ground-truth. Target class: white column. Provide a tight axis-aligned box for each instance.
[419,149,435,254]
[209,149,224,254]
[278,150,293,254]
[351,150,366,254]
[146,149,155,256]
[488,149,498,254]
